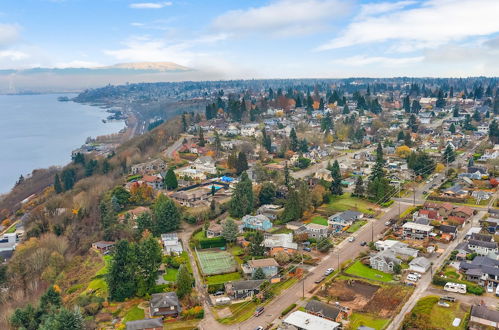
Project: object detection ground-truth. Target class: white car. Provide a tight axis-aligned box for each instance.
[325,268,334,276]
[385,221,391,226]
[348,236,355,242]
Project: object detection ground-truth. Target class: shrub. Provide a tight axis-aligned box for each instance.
[281,303,296,316]
[207,283,224,294]
[198,236,226,249]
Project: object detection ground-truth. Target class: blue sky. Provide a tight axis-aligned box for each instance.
[1,0,499,78]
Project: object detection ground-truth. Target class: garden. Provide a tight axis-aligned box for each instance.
[344,260,394,282]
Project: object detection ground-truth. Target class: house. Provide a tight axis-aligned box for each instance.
[161,233,183,255]
[224,279,264,299]
[402,222,434,240]
[328,210,363,233]
[315,168,333,181]
[91,241,115,253]
[264,233,298,255]
[460,256,499,289]
[305,300,345,322]
[438,225,458,241]
[119,206,150,222]
[171,188,211,207]
[193,156,217,174]
[374,240,419,259]
[142,175,164,190]
[470,305,499,329]
[468,166,488,179]
[131,159,167,175]
[451,206,474,219]
[174,167,206,181]
[471,190,491,202]
[257,204,283,220]
[281,311,341,330]
[244,258,279,278]
[149,292,181,317]
[442,184,468,198]
[126,318,163,330]
[409,257,432,273]
[467,239,498,256]
[369,250,401,273]
[286,221,304,231]
[241,214,273,231]
[206,222,223,238]
[296,223,329,239]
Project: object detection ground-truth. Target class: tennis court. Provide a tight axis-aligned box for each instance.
[196,249,237,275]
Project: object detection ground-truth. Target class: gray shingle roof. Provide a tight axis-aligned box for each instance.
[126,318,163,330]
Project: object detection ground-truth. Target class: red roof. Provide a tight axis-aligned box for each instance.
[420,209,440,220]
[453,206,473,217]
[447,216,465,225]
[440,202,454,211]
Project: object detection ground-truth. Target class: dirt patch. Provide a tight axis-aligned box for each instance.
[321,279,380,311]
[363,285,410,318]
[216,307,232,318]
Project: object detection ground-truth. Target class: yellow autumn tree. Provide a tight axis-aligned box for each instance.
[435,163,445,172]
[396,145,411,158]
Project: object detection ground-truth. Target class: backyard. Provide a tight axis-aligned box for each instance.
[310,215,328,226]
[345,260,393,282]
[346,220,368,233]
[321,194,377,215]
[205,272,241,285]
[402,296,468,330]
[163,268,179,282]
[348,313,390,330]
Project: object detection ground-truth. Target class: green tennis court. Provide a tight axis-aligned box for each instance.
[196,249,237,275]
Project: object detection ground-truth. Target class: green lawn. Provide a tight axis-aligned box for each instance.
[345,260,393,282]
[349,313,390,330]
[5,225,16,233]
[122,305,145,323]
[163,268,179,282]
[311,216,328,226]
[205,272,241,285]
[218,301,258,324]
[346,220,367,233]
[405,296,467,330]
[323,194,376,215]
[229,246,244,256]
[193,230,206,241]
[86,255,112,297]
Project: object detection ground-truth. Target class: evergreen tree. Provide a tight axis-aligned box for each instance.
[453,106,460,117]
[107,240,137,301]
[136,235,162,296]
[404,132,412,147]
[176,264,193,299]
[397,131,405,141]
[319,97,325,110]
[449,123,456,134]
[442,145,456,163]
[353,176,365,197]
[370,143,385,181]
[40,286,62,312]
[136,212,153,235]
[249,231,265,256]
[39,308,83,330]
[198,127,205,147]
[403,95,411,112]
[259,182,276,205]
[289,128,299,152]
[54,173,63,194]
[330,160,343,196]
[343,103,350,114]
[408,114,418,132]
[281,189,302,222]
[252,268,265,280]
[235,151,249,175]
[489,119,499,143]
[214,130,222,156]
[164,169,178,190]
[411,100,421,114]
[181,113,187,132]
[407,151,436,177]
[152,194,181,235]
[229,172,254,217]
[284,162,290,187]
[61,168,76,191]
[472,109,481,122]
[262,129,272,152]
[321,112,334,134]
[221,218,239,243]
[72,152,85,165]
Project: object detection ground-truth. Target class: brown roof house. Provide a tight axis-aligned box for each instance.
[149,292,181,318]
[243,258,279,278]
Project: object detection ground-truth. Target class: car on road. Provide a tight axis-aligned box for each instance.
[314,276,325,284]
[441,296,456,302]
[437,301,450,307]
[303,247,311,252]
[348,236,355,242]
[254,307,265,317]
[213,291,225,296]
[255,327,264,330]
[325,268,334,276]
[422,191,427,195]
[385,221,391,226]
[360,241,367,246]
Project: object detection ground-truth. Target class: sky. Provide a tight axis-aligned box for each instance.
[1,0,499,78]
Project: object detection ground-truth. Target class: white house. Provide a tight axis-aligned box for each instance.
[161,233,183,255]
[409,256,432,273]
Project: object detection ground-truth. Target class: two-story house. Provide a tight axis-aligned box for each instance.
[241,214,273,231]
[149,292,181,317]
[263,233,298,256]
[295,223,329,239]
[244,258,279,278]
[224,279,264,299]
[328,210,363,233]
[369,250,401,273]
[402,222,434,240]
[467,239,499,256]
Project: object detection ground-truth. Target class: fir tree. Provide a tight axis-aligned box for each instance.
[330,160,343,196]
[198,127,205,147]
[176,264,193,299]
[164,168,178,190]
[353,176,364,197]
[107,240,137,301]
[235,151,249,175]
[290,128,299,152]
[449,123,456,134]
[152,194,181,235]
[229,172,253,217]
[442,145,456,164]
[54,173,63,194]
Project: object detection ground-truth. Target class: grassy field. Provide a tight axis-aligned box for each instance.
[348,313,390,330]
[5,225,16,233]
[122,305,145,323]
[345,260,393,282]
[323,194,377,215]
[205,272,241,285]
[270,227,293,234]
[311,216,328,226]
[163,267,179,282]
[86,255,113,297]
[165,319,201,329]
[346,220,367,233]
[403,295,468,330]
[218,301,258,324]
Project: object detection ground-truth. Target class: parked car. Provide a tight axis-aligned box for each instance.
[255,327,264,330]
[360,241,367,246]
[385,221,391,226]
[407,274,419,282]
[325,268,334,276]
[303,247,311,252]
[254,307,265,317]
[437,301,450,307]
[314,276,325,284]
[441,296,456,302]
[213,291,225,296]
[348,236,355,242]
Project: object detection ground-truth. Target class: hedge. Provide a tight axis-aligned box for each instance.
[281,303,297,316]
[432,276,484,295]
[199,236,226,249]
[207,283,224,293]
[380,200,394,207]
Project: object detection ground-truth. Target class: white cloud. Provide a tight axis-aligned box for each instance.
[129,2,172,9]
[317,0,499,51]
[0,23,21,48]
[0,49,28,61]
[355,0,416,19]
[212,0,351,37]
[332,55,423,66]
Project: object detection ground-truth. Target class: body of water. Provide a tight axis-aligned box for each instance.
[0,94,125,193]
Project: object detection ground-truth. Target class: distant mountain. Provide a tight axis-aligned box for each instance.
[102,62,191,72]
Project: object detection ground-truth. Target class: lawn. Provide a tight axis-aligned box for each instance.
[122,305,145,323]
[5,225,16,233]
[311,216,328,226]
[404,296,467,330]
[163,267,179,282]
[346,220,367,233]
[86,255,113,297]
[345,260,393,282]
[348,313,390,330]
[229,246,244,256]
[193,230,206,241]
[205,272,241,285]
[218,301,258,324]
[323,194,376,215]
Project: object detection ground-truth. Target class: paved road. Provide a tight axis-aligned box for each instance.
[164,135,191,158]
[386,210,485,330]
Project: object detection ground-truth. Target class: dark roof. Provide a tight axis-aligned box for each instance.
[126,318,163,330]
[305,300,341,320]
[150,292,180,309]
[470,233,493,242]
[468,239,498,249]
[439,225,458,234]
[471,305,499,323]
[227,279,264,291]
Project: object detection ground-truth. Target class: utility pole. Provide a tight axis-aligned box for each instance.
[371,222,374,242]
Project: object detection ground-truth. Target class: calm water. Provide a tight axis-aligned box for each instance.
[0,94,125,193]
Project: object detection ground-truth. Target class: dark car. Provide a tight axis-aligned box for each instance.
[254,306,265,317]
[360,241,367,246]
[441,296,456,302]
[303,247,312,252]
[213,291,225,296]
[314,276,325,284]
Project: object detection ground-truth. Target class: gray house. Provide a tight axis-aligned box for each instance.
[149,292,181,317]
[369,250,401,273]
[224,279,264,299]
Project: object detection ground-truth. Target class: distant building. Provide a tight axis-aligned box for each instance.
[402,222,433,240]
[470,305,499,329]
[91,241,115,254]
[161,233,183,255]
